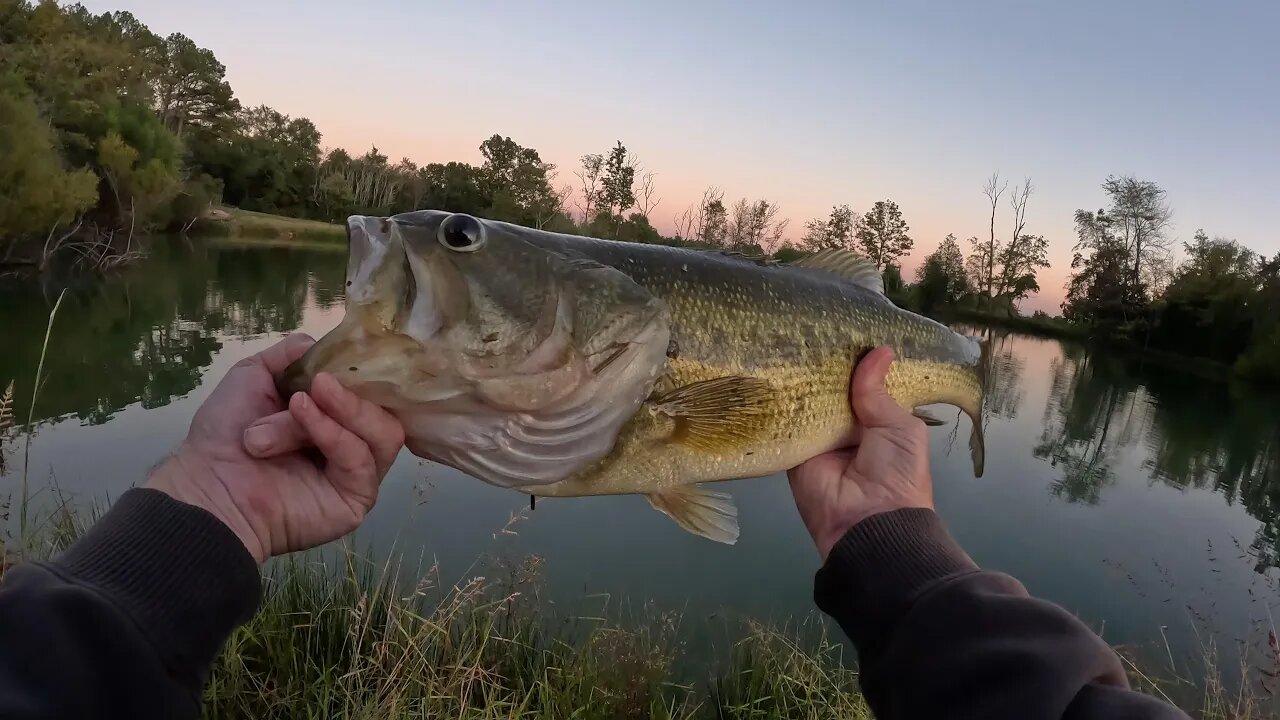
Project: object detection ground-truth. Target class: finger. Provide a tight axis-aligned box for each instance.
[309,372,405,476]
[851,346,916,429]
[289,391,379,492]
[243,410,311,458]
[253,333,316,376]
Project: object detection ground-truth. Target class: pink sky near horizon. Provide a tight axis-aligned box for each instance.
[81,0,1280,315]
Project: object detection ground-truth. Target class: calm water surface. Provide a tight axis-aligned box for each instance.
[3,242,1279,687]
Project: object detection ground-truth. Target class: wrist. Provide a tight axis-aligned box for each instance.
[146,449,268,564]
[819,502,933,561]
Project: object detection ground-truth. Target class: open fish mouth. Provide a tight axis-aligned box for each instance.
[279,210,677,490]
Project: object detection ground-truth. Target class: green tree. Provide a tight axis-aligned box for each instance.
[1151,230,1259,363]
[993,234,1050,313]
[598,141,636,220]
[478,134,559,226]
[1238,254,1280,381]
[856,200,913,270]
[914,234,970,313]
[1062,209,1146,329]
[0,86,98,247]
[149,32,238,139]
[800,204,855,250]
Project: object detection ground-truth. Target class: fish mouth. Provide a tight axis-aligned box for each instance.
[278,214,430,398]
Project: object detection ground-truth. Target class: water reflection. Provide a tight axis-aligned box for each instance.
[986,331,1280,568]
[0,242,345,428]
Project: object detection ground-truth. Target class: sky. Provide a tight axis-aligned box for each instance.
[84,0,1279,313]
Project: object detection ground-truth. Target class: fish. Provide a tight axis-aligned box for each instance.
[280,210,987,544]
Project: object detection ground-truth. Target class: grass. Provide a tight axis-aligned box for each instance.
[195,207,346,243]
[0,478,1274,719]
[204,550,870,720]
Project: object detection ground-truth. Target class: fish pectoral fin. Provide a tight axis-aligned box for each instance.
[912,408,948,427]
[645,484,739,544]
[652,376,773,452]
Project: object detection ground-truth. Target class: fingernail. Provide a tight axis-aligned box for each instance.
[244,425,273,454]
[294,392,311,411]
[313,372,334,398]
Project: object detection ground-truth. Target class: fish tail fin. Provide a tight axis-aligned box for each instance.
[964,334,990,478]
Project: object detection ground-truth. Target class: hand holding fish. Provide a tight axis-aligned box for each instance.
[788,347,933,560]
[146,333,406,564]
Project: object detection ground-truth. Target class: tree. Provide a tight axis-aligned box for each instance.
[1062,209,1146,328]
[0,87,98,253]
[969,173,1008,306]
[598,141,636,218]
[478,134,559,225]
[993,234,1050,313]
[726,198,789,252]
[914,234,969,312]
[1100,175,1173,291]
[635,170,660,219]
[855,200,912,270]
[800,204,856,250]
[701,197,727,246]
[1151,231,1259,362]
[574,153,603,225]
[149,33,238,139]
[674,186,716,242]
[992,178,1034,297]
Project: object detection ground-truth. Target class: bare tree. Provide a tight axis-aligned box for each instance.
[674,186,723,242]
[636,170,660,219]
[535,183,573,230]
[574,153,604,224]
[994,177,1034,298]
[726,198,789,251]
[977,172,1008,307]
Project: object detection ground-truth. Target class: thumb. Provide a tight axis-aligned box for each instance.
[851,346,914,429]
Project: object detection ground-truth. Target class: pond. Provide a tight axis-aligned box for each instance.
[3,240,1279,693]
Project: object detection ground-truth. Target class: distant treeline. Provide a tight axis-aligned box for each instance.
[1,1,1275,381]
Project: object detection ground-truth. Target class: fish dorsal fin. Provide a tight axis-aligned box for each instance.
[651,376,774,453]
[790,249,884,294]
[646,484,739,544]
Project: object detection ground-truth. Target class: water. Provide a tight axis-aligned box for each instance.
[3,240,1279,685]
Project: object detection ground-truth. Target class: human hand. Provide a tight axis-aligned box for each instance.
[146,333,406,564]
[788,347,933,560]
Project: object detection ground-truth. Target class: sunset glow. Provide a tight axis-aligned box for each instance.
[81,0,1279,313]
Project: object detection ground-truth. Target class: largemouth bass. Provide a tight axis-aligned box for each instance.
[281,210,986,543]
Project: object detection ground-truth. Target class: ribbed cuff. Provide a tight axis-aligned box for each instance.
[815,508,977,657]
[50,488,262,677]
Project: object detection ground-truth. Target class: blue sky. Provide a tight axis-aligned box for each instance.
[84,0,1280,311]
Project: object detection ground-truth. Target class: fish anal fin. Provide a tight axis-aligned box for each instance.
[789,249,884,295]
[912,408,948,427]
[652,376,773,453]
[646,484,739,544]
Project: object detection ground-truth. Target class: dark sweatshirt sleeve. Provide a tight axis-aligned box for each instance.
[814,508,1189,720]
[0,488,261,719]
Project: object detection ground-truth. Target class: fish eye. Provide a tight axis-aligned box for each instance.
[438,214,485,252]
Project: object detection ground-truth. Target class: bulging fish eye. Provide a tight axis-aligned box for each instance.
[438,214,485,252]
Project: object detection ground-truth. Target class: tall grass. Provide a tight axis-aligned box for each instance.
[203,550,868,720]
[19,288,65,542]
